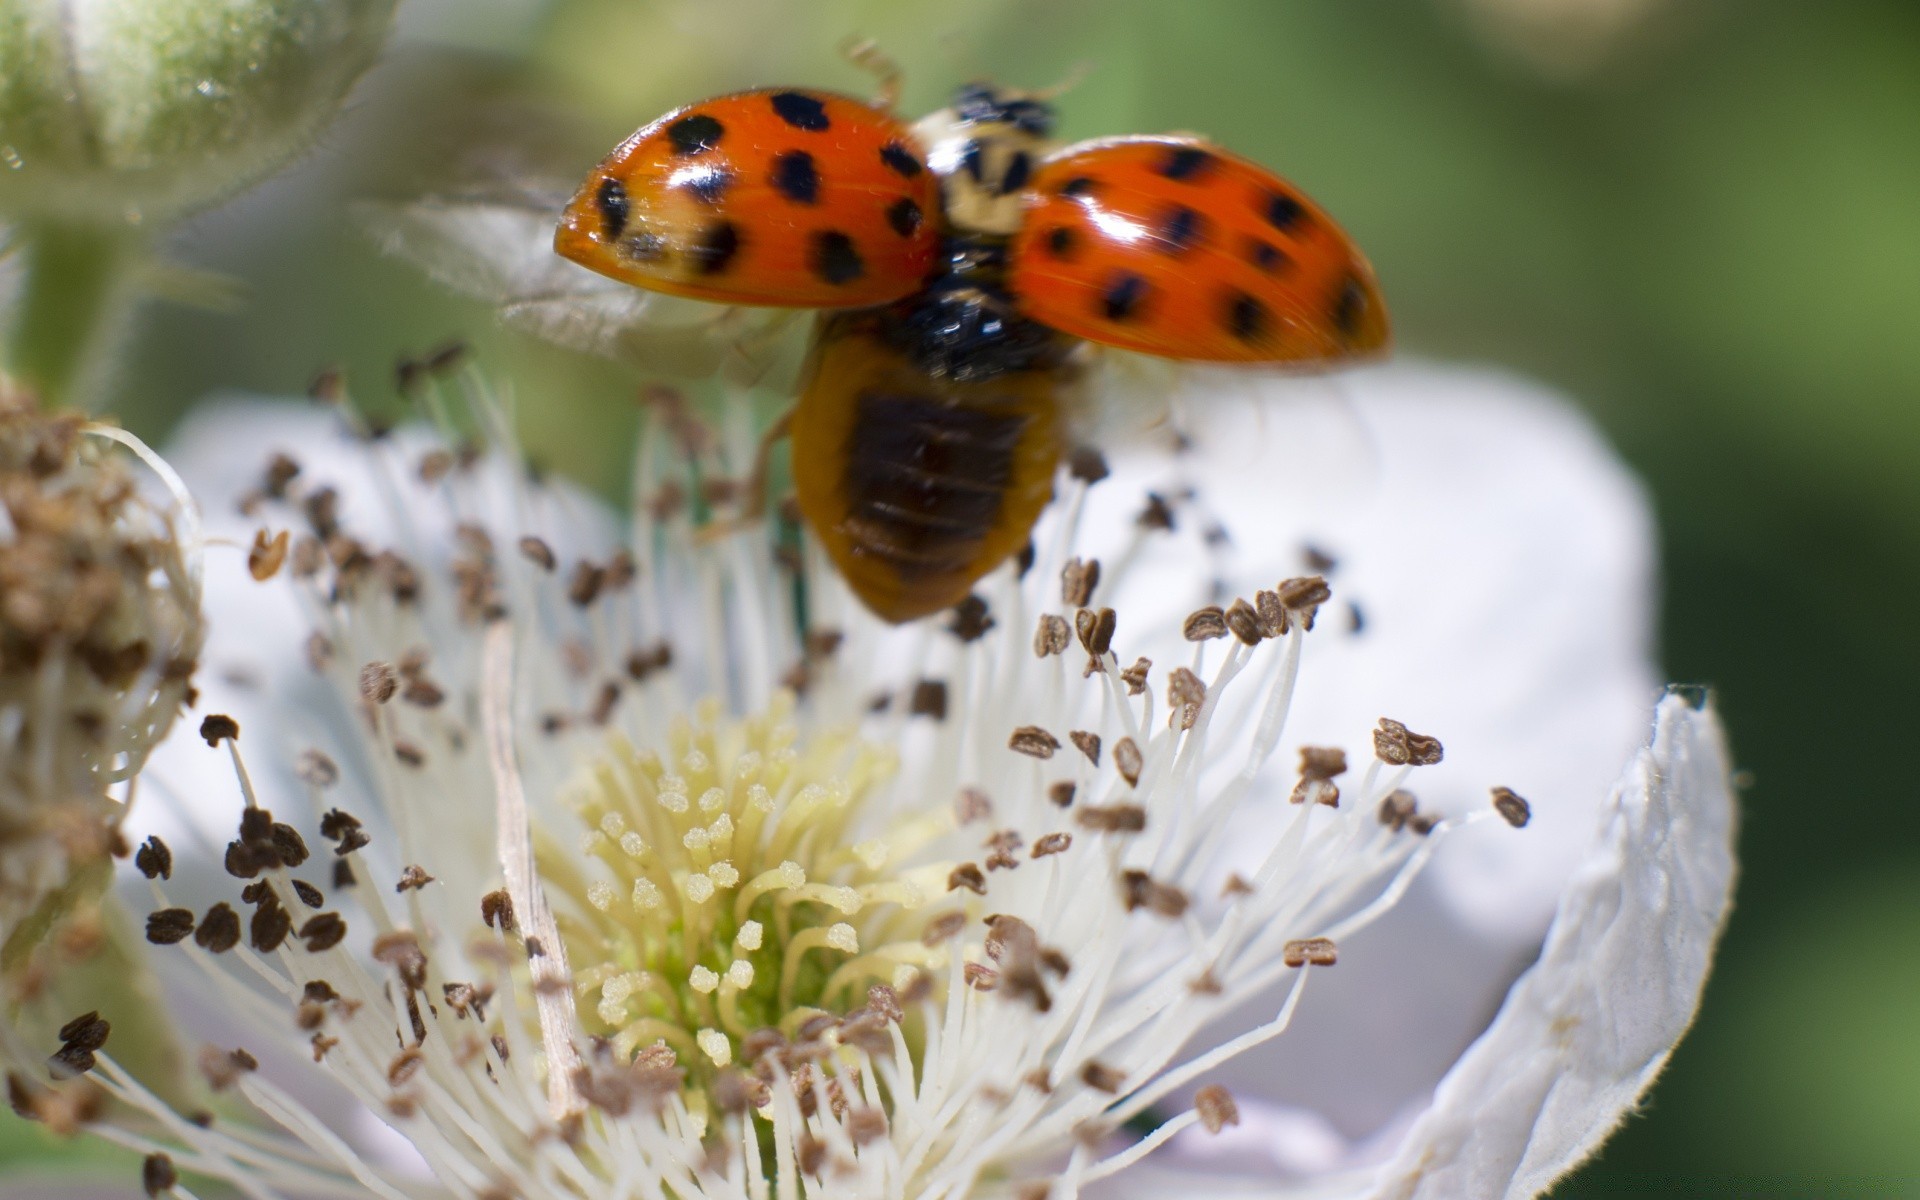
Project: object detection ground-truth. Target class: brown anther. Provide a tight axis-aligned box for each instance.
[1008,726,1060,759]
[289,750,337,790]
[1195,1084,1240,1133]
[567,561,604,607]
[514,536,556,572]
[139,1151,178,1197]
[588,681,621,725]
[955,787,993,825]
[867,985,904,1024]
[1225,598,1264,645]
[963,962,999,991]
[480,889,515,932]
[303,629,332,668]
[947,863,987,895]
[145,908,195,945]
[1016,1183,1053,1200]
[1121,870,1189,918]
[1067,445,1110,483]
[311,1033,339,1062]
[1061,557,1101,608]
[291,880,325,910]
[1033,613,1071,658]
[417,448,454,483]
[195,904,241,953]
[271,824,310,867]
[712,1069,767,1115]
[1275,575,1331,630]
[909,679,948,720]
[1120,657,1152,695]
[1492,787,1532,828]
[948,594,995,642]
[604,550,638,590]
[1290,747,1348,805]
[358,662,398,704]
[1069,730,1102,766]
[373,931,429,990]
[1137,491,1175,530]
[1168,666,1206,730]
[333,860,356,888]
[1080,1061,1126,1093]
[1047,781,1076,808]
[1074,606,1116,658]
[1188,968,1223,995]
[250,897,292,952]
[848,1107,889,1145]
[1076,804,1146,834]
[197,1046,257,1092]
[1183,606,1229,641]
[198,714,239,746]
[248,529,290,581]
[388,1047,426,1088]
[1254,589,1288,635]
[1032,832,1072,858]
[1374,718,1444,767]
[1114,737,1143,786]
[298,913,348,953]
[134,837,172,881]
[400,676,445,708]
[396,865,435,893]
[1283,937,1338,967]
[1378,790,1420,832]
[921,912,963,949]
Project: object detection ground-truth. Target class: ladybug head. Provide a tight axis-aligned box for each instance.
[951,83,1056,137]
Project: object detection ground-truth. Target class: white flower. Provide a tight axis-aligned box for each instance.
[63,360,1730,1199]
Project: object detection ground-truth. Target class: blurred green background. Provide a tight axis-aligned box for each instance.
[16,0,1920,1192]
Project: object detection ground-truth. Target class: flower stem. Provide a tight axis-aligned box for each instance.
[3,222,144,410]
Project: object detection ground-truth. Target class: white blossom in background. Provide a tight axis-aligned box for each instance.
[46,359,1731,1199]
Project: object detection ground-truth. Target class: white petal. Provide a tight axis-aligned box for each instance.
[1065,364,1661,1134]
[1345,693,1736,1199]
[1128,694,1734,1199]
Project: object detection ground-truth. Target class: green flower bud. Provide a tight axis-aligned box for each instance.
[0,0,396,225]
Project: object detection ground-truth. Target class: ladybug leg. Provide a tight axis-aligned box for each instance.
[841,37,903,111]
[691,406,793,543]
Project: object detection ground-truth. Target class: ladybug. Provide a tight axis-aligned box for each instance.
[556,80,1388,623]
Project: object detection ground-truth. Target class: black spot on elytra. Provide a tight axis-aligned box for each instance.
[1159,145,1215,181]
[1246,237,1291,274]
[1266,192,1307,232]
[769,150,819,204]
[1226,290,1269,342]
[1058,175,1098,198]
[881,142,924,178]
[888,197,923,237]
[812,230,865,284]
[960,139,985,183]
[593,177,628,239]
[1000,150,1032,195]
[771,91,830,131]
[1102,272,1148,321]
[1157,205,1205,255]
[666,113,724,156]
[680,165,735,206]
[1045,226,1077,259]
[688,221,740,275]
[1332,277,1368,337]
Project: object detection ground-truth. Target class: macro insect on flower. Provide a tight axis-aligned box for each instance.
[551,69,1387,622]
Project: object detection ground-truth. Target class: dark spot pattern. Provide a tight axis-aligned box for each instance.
[1058,175,1098,198]
[1332,277,1367,337]
[887,197,923,237]
[1246,237,1291,274]
[1045,226,1077,259]
[666,113,724,156]
[593,177,628,239]
[770,91,830,131]
[812,230,865,285]
[1102,272,1148,321]
[1266,192,1307,232]
[680,165,734,206]
[1159,145,1216,181]
[769,151,819,204]
[881,142,924,178]
[1226,290,1269,342]
[1157,205,1205,255]
[960,139,985,183]
[688,221,740,275]
[1000,151,1032,195]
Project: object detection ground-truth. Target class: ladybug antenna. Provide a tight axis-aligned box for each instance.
[841,37,903,111]
[1032,60,1093,102]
